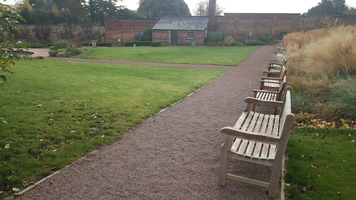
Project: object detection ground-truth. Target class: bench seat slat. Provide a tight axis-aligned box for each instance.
[237,139,249,155]
[244,141,256,157]
[231,138,242,152]
[251,142,263,158]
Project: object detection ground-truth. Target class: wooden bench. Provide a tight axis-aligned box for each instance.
[260,66,287,91]
[252,81,288,113]
[268,58,287,72]
[218,88,294,198]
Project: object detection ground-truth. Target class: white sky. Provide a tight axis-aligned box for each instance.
[3,0,356,14]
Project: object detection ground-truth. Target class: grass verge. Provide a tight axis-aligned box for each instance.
[285,128,356,199]
[0,60,227,198]
[76,46,260,66]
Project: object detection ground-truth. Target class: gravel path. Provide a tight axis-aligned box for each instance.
[17,46,277,200]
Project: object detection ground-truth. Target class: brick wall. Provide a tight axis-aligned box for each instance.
[215,13,303,40]
[105,19,159,42]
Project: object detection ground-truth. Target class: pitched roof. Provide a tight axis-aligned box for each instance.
[152,17,209,31]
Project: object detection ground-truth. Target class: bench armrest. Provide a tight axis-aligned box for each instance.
[220,126,280,144]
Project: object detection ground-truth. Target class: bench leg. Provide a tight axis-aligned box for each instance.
[268,159,283,198]
[218,137,232,186]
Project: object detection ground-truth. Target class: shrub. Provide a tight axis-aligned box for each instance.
[223,36,236,46]
[82,42,112,47]
[206,31,226,43]
[257,34,275,44]
[244,40,265,46]
[151,41,161,47]
[140,26,153,41]
[49,41,82,57]
[48,50,58,57]
[124,41,153,47]
[28,43,52,48]
[50,41,70,50]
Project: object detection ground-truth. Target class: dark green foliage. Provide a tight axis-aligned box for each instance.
[82,42,113,47]
[28,43,52,48]
[329,84,356,120]
[123,41,154,46]
[205,31,226,43]
[257,34,275,45]
[151,41,161,47]
[244,40,265,46]
[49,41,82,57]
[85,0,120,25]
[291,92,313,114]
[138,0,191,18]
[19,0,144,25]
[344,8,356,17]
[140,26,153,41]
[50,41,71,50]
[306,0,349,16]
[115,8,146,19]
[0,2,27,82]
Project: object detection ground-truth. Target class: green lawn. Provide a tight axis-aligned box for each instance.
[76,46,260,66]
[285,128,356,200]
[0,60,227,198]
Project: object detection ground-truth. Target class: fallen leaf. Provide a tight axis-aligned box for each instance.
[311,164,317,169]
[12,188,20,193]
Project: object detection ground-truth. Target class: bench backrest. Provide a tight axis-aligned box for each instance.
[276,76,287,101]
[277,88,294,150]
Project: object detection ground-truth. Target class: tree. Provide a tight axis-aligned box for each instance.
[86,0,120,25]
[138,0,191,18]
[18,0,143,25]
[0,2,27,83]
[306,0,349,16]
[344,7,356,17]
[194,0,224,16]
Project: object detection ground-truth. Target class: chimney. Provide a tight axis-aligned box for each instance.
[208,0,217,32]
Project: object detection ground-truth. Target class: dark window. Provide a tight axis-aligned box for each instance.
[187,32,194,40]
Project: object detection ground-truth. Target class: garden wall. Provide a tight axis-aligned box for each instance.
[105,19,159,43]
[18,25,105,44]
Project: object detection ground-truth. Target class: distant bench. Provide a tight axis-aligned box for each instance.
[218,87,294,198]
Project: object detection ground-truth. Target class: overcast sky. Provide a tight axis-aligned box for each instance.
[3,0,356,14]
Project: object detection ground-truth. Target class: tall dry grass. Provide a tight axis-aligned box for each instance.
[285,26,356,90]
[284,26,356,120]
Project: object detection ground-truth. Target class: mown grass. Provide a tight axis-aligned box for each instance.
[0,60,227,198]
[76,46,260,66]
[285,128,356,200]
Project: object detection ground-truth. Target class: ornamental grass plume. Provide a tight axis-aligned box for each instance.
[284,25,356,121]
[285,26,356,90]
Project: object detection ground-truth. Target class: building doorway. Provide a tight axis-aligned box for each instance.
[171,31,178,45]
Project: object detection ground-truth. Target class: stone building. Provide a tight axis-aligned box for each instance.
[152,17,209,46]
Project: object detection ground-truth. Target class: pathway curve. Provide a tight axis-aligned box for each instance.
[17,46,277,200]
